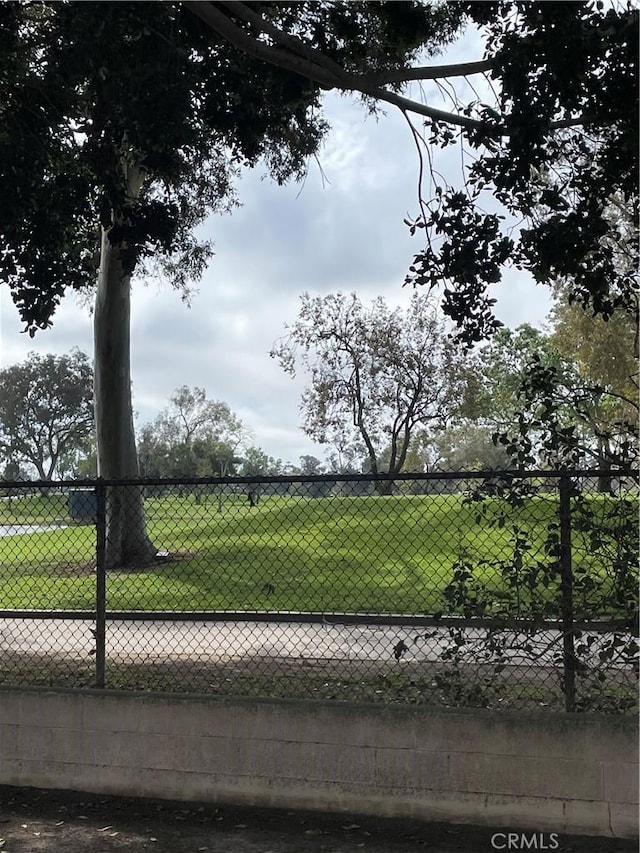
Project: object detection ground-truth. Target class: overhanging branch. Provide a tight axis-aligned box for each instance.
[366,59,495,85]
[184,1,591,135]
[184,1,489,130]
[185,1,338,89]
[219,0,350,84]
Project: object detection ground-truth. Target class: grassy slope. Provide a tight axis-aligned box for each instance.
[0,491,633,615]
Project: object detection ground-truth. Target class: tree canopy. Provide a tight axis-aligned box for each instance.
[6,1,636,336]
[190,1,638,343]
[0,349,94,479]
[405,1,638,342]
[549,278,638,417]
[469,321,637,475]
[272,292,474,485]
[0,0,464,333]
[138,386,248,478]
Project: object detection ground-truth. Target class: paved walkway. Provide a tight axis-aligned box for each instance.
[0,614,627,671]
[0,523,67,537]
[0,615,553,661]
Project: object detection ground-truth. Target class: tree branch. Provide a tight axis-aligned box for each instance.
[365,59,495,85]
[184,1,489,130]
[186,2,593,135]
[219,0,349,84]
[185,1,336,87]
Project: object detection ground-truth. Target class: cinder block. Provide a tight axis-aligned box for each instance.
[136,696,222,737]
[334,742,379,784]
[449,752,602,800]
[603,761,639,805]
[242,740,378,785]
[0,758,25,787]
[92,728,143,768]
[71,729,99,767]
[13,692,82,730]
[0,694,20,726]
[81,694,143,734]
[301,741,341,783]
[413,714,505,755]
[1,690,636,840]
[480,791,568,830]
[16,757,80,790]
[182,734,227,774]
[405,749,452,792]
[561,799,613,837]
[213,703,283,743]
[312,710,413,750]
[374,745,422,790]
[0,724,21,759]
[609,802,640,840]
[136,732,189,771]
[414,712,637,763]
[20,724,74,764]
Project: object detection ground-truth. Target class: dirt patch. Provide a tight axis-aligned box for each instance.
[50,561,96,577]
[2,649,636,714]
[109,551,200,573]
[44,551,200,576]
[0,787,634,853]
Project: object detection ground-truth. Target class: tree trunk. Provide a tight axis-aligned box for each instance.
[597,444,613,494]
[94,205,156,569]
[373,479,395,496]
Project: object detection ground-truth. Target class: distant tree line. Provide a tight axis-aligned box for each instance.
[1,277,635,484]
[0,356,335,482]
[274,288,637,480]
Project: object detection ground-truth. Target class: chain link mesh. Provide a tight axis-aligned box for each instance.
[0,472,637,713]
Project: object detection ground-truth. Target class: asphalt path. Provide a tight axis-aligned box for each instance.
[0,615,626,671]
[0,523,68,537]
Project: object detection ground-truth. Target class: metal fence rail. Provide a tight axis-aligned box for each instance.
[0,470,637,713]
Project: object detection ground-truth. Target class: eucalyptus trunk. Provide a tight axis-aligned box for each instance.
[596,436,613,494]
[94,166,156,568]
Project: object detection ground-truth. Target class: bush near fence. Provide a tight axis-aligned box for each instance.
[0,470,637,714]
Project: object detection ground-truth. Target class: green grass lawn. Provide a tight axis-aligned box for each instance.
[0,490,636,616]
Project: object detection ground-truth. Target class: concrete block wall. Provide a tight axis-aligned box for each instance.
[0,688,636,838]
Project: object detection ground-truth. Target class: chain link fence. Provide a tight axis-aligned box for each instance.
[0,471,637,713]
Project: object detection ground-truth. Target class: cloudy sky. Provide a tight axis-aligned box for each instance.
[0,24,552,468]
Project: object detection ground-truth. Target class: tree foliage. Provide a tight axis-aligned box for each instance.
[0,349,94,479]
[550,281,638,412]
[0,0,463,332]
[238,446,284,477]
[2,0,636,355]
[473,325,568,428]
[189,1,637,343]
[138,386,247,478]
[469,323,637,473]
[406,2,638,342]
[431,424,513,473]
[272,292,473,485]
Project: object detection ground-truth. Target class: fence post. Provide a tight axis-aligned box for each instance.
[558,475,576,712]
[95,479,107,689]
